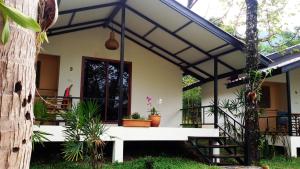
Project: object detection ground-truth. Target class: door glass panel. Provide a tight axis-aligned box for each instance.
[83,59,106,119]
[83,58,131,122]
[107,63,130,120]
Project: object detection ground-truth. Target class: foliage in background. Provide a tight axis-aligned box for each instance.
[62,101,106,169]
[183,75,201,108]
[34,100,55,120]
[34,101,48,119]
[182,75,198,88]
[259,31,300,55]
[183,88,201,108]
[208,0,300,55]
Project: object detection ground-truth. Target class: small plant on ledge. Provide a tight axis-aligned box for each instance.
[123,112,151,127]
[131,112,141,119]
[147,96,162,127]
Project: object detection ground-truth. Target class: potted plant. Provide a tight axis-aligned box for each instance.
[34,100,56,125]
[147,96,162,127]
[122,112,151,127]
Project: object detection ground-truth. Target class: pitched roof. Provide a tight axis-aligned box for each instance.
[226,44,300,88]
[48,0,272,84]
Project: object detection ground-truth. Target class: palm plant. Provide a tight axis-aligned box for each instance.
[32,130,51,150]
[62,100,106,169]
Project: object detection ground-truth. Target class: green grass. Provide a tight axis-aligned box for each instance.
[31,156,219,169]
[260,156,300,169]
[31,156,300,169]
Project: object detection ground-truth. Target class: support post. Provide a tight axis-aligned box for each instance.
[117,5,125,126]
[112,139,124,163]
[214,57,218,128]
[286,71,292,136]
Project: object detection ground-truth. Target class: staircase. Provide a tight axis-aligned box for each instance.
[185,106,245,165]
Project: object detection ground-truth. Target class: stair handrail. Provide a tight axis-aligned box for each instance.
[217,107,245,144]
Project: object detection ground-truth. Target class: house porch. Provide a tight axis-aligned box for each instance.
[34,125,219,163]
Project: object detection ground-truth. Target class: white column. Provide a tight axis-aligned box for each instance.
[213,141,220,163]
[289,137,298,158]
[112,139,124,163]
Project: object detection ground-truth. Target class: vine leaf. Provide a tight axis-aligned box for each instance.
[38,31,49,44]
[0,1,41,44]
[1,14,9,44]
[0,2,41,32]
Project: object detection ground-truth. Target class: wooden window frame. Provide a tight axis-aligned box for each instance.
[80,56,132,123]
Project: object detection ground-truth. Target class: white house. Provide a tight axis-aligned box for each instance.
[196,45,300,158]
[34,0,292,165]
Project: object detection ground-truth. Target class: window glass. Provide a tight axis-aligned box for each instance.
[259,86,271,108]
[82,58,131,122]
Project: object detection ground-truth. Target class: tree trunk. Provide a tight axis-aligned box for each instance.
[0,0,39,168]
[244,0,260,165]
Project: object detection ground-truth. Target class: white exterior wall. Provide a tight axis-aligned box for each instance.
[290,68,300,113]
[201,78,243,107]
[201,69,300,119]
[201,73,289,107]
[42,28,183,127]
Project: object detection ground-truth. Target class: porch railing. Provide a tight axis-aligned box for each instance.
[34,96,104,125]
[181,105,246,147]
[259,114,300,136]
[181,105,215,127]
[217,107,245,144]
[181,105,245,142]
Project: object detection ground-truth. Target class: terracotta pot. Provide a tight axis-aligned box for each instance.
[149,115,161,127]
[123,119,151,127]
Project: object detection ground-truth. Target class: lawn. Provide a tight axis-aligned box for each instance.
[31,156,300,169]
[260,156,300,169]
[30,156,219,169]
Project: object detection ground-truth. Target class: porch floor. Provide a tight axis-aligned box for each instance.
[34,125,219,142]
[34,125,219,162]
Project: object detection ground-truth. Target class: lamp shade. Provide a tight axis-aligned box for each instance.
[105,31,119,50]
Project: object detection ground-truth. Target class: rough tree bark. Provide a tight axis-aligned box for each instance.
[0,0,39,168]
[244,0,260,165]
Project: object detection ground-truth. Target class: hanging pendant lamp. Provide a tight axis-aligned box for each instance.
[105,31,119,50]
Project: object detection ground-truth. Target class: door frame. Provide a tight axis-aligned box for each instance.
[80,56,132,122]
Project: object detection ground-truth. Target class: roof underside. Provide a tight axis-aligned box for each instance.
[48,0,272,85]
[227,45,300,88]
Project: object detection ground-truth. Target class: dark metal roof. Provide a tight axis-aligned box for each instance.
[267,45,300,61]
[226,45,300,88]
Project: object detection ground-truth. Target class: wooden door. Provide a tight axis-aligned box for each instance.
[36,54,60,96]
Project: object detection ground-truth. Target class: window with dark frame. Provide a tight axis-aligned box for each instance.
[82,57,131,122]
[259,86,271,108]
